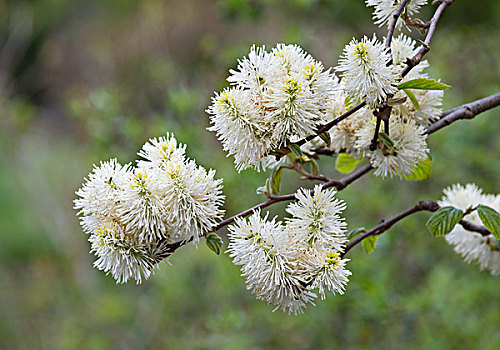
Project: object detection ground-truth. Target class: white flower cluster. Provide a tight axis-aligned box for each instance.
[227,185,351,315]
[207,44,336,171]
[366,0,428,30]
[207,17,441,180]
[438,183,500,276]
[326,34,441,178]
[74,134,225,283]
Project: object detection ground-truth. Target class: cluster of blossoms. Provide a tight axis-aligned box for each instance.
[74,134,225,283]
[439,184,500,275]
[227,185,351,314]
[70,0,500,320]
[326,33,441,178]
[208,17,441,179]
[207,44,336,171]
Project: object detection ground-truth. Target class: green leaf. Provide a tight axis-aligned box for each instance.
[335,153,362,174]
[401,155,432,181]
[206,233,223,255]
[426,206,464,237]
[319,132,331,147]
[309,159,319,176]
[477,205,500,239]
[397,78,451,91]
[270,167,284,195]
[403,89,420,110]
[362,235,378,254]
[289,144,303,158]
[378,132,394,149]
[347,227,366,240]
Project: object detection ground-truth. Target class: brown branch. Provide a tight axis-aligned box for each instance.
[369,116,382,151]
[294,101,366,147]
[212,194,295,231]
[384,0,410,49]
[401,0,454,78]
[283,164,330,182]
[312,147,336,156]
[426,93,500,135]
[458,219,492,236]
[322,163,373,191]
[341,200,491,257]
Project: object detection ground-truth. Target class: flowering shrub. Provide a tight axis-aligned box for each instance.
[75,0,500,314]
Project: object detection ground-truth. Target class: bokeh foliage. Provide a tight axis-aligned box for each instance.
[0,0,499,349]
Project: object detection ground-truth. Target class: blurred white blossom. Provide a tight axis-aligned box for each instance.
[366,0,428,30]
[439,184,500,276]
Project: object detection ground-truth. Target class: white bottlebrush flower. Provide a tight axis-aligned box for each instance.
[393,88,443,125]
[89,225,162,284]
[286,185,347,252]
[264,75,323,142]
[160,159,225,244]
[327,77,348,118]
[136,133,186,168]
[336,35,398,106]
[227,212,316,315]
[355,115,428,178]
[116,169,171,242]
[74,159,132,229]
[412,89,443,125]
[440,183,486,212]
[227,45,284,94]
[207,87,272,172]
[390,34,429,75]
[439,184,500,276]
[329,113,373,154]
[327,86,373,153]
[366,0,428,30]
[272,43,315,73]
[208,44,336,171]
[304,250,352,300]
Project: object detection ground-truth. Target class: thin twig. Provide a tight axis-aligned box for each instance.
[369,117,382,151]
[458,219,492,236]
[283,165,330,182]
[294,101,366,147]
[323,163,373,191]
[384,0,410,49]
[401,0,454,78]
[341,200,491,257]
[426,93,500,135]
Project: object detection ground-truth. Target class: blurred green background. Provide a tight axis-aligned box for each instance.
[1,0,499,349]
